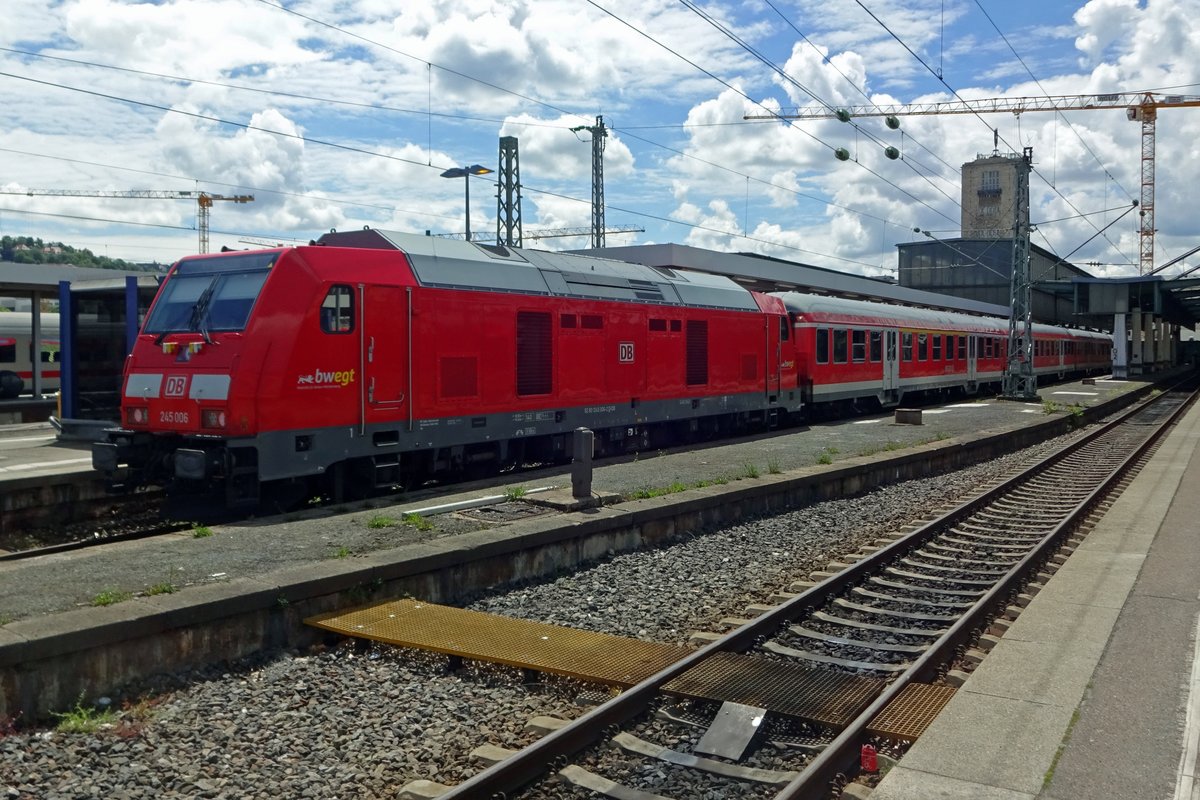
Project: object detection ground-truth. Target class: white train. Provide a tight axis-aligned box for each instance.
[0,312,61,398]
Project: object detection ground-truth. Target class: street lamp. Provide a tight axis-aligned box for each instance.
[440,164,493,242]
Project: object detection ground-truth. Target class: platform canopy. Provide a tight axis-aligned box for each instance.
[573,243,1012,318]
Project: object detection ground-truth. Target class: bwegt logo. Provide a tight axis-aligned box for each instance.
[298,368,356,388]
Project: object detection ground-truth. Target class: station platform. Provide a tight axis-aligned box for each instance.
[870,391,1200,800]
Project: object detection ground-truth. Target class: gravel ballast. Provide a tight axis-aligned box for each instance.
[0,432,1086,799]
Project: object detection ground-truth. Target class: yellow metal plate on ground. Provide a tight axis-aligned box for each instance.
[866,683,958,741]
[306,599,688,687]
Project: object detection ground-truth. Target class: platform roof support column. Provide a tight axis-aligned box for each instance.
[1112,313,1128,379]
[57,281,74,418]
[30,291,42,398]
[1142,314,1156,371]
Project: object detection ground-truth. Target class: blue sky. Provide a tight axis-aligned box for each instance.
[0,0,1197,278]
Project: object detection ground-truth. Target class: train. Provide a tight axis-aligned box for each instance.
[0,312,60,398]
[91,229,1112,510]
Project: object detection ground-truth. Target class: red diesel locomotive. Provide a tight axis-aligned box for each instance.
[92,229,1111,509]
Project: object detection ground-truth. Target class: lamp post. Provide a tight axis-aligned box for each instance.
[440,164,493,242]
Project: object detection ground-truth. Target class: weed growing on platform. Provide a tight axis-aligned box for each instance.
[629,481,688,500]
[1042,399,1062,414]
[817,451,833,465]
[367,515,396,529]
[145,582,176,596]
[332,546,351,559]
[403,513,433,531]
[503,486,527,501]
[53,696,116,734]
[767,457,782,474]
[192,524,213,538]
[92,589,133,607]
[713,475,729,485]
[0,615,12,626]
[741,462,760,479]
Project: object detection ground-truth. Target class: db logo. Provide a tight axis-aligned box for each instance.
[164,375,187,397]
[618,342,635,363]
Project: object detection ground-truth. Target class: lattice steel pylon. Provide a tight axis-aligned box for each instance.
[496,136,522,247]
[1002,148,1037,401]
[0,188,254,254]
[570,116,607,248]
[746,91,1200,273]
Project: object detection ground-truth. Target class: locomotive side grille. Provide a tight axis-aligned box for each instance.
[686,320,708,385]
[741,354,757,381]
[440,356,478,398]
[516,311,553,396]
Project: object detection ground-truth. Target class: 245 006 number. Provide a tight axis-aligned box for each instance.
[159,410,190,424]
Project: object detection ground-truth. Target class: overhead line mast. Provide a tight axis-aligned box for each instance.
[746,91,1200,274]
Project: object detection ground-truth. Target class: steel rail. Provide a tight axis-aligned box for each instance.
[777,385,1197,797]
[439,382,1194,800]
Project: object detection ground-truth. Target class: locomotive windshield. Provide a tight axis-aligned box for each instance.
[144,252,277,336]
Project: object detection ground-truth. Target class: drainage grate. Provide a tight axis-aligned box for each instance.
[306,599,686,687]
[456,502,551,523]
[866,683,957,741]
[660,651,884,729]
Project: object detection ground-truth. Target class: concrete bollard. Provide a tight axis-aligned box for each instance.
[894,408,922,425]
[571,427,594,498]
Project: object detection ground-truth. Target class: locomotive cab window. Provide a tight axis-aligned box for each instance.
[0,341,13,363]
[144,251,276,336]
[320,286,355,334]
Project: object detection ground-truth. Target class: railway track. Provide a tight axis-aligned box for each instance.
[435,382,1197,800]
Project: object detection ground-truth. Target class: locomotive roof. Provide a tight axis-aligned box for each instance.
[776,291,1110,339]
[316,229,761,312]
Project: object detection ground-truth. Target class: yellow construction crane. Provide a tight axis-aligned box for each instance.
[0,189,254,254]
[746,91,1200,273]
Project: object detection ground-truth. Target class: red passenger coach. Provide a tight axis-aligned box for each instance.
[778,293,1111,407]
[94,230,801,508]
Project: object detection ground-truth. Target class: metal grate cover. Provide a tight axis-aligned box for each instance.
[867,683,957,741]
[660,651,884,729]
[306,599,686,687]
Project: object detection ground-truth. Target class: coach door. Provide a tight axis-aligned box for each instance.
[967,335,978,386]
[882,329,899,399]
[361,285,408,428]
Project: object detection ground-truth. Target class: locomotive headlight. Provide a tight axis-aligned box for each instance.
[125,406,149,426]
[201,409,227,430]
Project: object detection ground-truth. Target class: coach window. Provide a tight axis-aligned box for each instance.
[833,329,848,363]
[932,334,942,360]
[816,328,829,364]
[902,332,913,361]
[851,329,866,362]
[320,286,354,334]
[0,341,13,363]
[869,331,882,362]
[917,333,928,361]
[958,335,966,359]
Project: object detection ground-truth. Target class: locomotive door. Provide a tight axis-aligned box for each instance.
[361,285,408,425]
[882,329,899,396]
[766,315,783,398]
